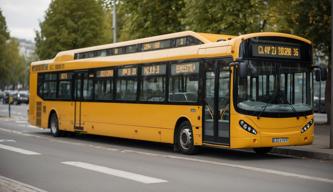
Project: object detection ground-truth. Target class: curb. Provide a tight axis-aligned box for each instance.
[272,147,333,160]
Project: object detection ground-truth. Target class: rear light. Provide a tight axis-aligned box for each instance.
[239,120,257,135]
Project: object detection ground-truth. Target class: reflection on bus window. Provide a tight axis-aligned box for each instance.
[116,79,137,101]
[169,62,199,102]
[95,79,113,100]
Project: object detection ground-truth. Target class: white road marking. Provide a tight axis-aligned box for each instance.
[0,144,40,155]
[1,125,332,184]
[0,127,118,151]
[62,161,167,184]
[0,139,16,142]
[121,150,333,184]
[0,175,47,192]
[15,120,27,124]
[0,127,36,137]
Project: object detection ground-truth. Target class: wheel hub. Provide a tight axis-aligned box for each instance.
[180,128,192,150]
[50,119,57,133]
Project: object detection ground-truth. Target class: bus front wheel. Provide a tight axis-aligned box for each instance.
[49,113,63,137]
[253,147,272,155]
[176,121,198,155]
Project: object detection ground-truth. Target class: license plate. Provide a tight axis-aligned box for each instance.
[272,138,289,143]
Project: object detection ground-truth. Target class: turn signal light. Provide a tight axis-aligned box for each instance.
[239,120,257,135]
[301,119,314,134]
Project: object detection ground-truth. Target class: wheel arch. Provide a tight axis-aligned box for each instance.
[173,116,192,144]
[48,109,58,128]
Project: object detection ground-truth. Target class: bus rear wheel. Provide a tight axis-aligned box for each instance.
[49,113,63,137]
[176,121,198,155]
[253,147,272,155]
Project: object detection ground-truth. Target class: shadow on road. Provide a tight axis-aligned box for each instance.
[33,130,292,161]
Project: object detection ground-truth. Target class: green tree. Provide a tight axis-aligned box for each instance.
[35,0,112,60]
[183,0,267,35]
[4,39,25,87]
[118,0,185,41]
[0,9,10,89]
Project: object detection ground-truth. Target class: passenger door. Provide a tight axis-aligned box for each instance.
[203,60,230,144]
[73,72,83,131]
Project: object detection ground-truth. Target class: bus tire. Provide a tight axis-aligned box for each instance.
[176,121,198,155]
[253,147,272,155]
[49,113,63,137]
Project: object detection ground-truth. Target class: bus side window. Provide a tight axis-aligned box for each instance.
[38,73,57,99]
[95,78,113,100]
[58,72,72,99]
[169,62,199,103]
[116,66,138,101]
[140,64,166,102]
[83,73,94,100]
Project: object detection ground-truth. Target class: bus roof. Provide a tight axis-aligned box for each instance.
[31,31,235,65]
[31,31,311,66]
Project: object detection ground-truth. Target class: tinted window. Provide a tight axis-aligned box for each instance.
[58,72,72,99]
[169,62,199,102]
[116,67,137,101]
[140,64,166,102]
[58,81,71,99]
[38,72,57,99]
[83,73,94,100]
[95,79,113,100]
[95,69,114,100]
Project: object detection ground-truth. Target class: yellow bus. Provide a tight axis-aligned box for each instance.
[29,31,319,154]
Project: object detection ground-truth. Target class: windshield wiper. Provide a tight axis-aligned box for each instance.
[257,102,271,119]
[284,100,299,119]
[257,99,300,120]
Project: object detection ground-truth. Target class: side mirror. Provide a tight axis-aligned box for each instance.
[238,60,257,78]
[314,67,327,81]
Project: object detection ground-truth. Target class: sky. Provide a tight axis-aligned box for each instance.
[0,0,51,42]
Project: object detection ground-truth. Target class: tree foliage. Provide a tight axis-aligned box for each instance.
[0,9,10,87]
[4,39,25,87]
[272,0,331,56]
[183,0,268,35]
[0,9,25,89]
[35,0,112,60]
[118,0,185,41]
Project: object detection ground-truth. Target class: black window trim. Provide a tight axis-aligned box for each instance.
[36,58,205,106]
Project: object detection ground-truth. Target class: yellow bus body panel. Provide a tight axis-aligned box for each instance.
[30,96,203,145]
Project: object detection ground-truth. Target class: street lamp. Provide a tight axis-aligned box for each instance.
[112,0,117,43]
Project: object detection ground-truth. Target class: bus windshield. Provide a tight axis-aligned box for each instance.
[235,60,313,117]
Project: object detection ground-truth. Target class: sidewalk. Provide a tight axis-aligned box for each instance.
[272,113,333,160]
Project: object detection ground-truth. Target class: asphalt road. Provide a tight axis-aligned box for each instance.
[0,104,332,192]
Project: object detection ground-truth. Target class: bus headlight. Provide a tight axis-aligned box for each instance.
[301,119,314,134]
[239,120,257,135]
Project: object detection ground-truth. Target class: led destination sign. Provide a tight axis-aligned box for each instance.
[119,67,137,77]
[252,43,300,59]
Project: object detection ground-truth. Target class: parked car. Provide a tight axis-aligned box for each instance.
[2,90,17,104]
[15,90,29,104]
